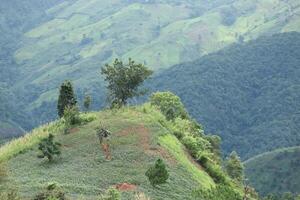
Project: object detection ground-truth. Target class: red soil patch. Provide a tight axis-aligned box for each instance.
[115,183,137,191]
[117,124,177,165]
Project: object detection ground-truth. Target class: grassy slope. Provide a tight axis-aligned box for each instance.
[245,146,300,195]
[6,0,300,130]
[0,105,215,199]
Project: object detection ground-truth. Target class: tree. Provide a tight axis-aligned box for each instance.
[225,151,244,182]
[38,134,61,162]
[145,158,169,186]
[101,58,153,108]
[83,94,92,112]
[57,80,77,118]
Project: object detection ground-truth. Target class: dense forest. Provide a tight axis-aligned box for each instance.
[148,32,300,159]
[245,146,300,196]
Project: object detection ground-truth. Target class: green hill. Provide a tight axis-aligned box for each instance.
[1,0,300,133]
[0,104,245,199]
[148,32,300,159]
[245,146,300,196]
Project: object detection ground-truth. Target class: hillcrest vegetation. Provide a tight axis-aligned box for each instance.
[0,59,257,199]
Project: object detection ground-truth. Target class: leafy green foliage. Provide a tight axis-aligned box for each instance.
[145,158,169,186]
[98,187,121,200]
[150,92,188,121]
[149,32,300,159]
[83,94,92,112]
[63,106,80,126]
[34,183,66,200]
[245,146,300,196]
[57,80,77,118]
[192,185,242,200]
[225,151,244,182]
[101,58,153,107]
[37,134,61,162]
[0,189,20,200]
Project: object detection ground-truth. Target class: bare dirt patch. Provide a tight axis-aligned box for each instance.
[69,128,80,134]
[117,124,177,165]
[115,183,137,191]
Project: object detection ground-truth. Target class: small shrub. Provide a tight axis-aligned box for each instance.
[37,134,61,162]
[192,185,242,200]
[203,162,227,184]
[134,192,151,200]
[150,92,188,121]
[34,183,66,200]
[0,189,20,200]
[145,158,169,187]
[98,187,121,200]
[64,106,80,127]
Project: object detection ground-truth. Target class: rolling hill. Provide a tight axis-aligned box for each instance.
[148,32,300,159]
[245,146,300,196]
[0,103,245,199]
[1,0,300,135]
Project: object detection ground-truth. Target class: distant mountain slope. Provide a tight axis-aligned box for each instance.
[2,0,300,133]
[245,146,300,195]
[0,105,244,199]
[148,32,300,159]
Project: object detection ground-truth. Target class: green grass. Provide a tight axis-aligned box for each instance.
[0,106,217,199]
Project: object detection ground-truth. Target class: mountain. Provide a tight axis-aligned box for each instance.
[1,0,300,135]
[0,104,245,199]
[148,32,300,159]
[245,146,300,196]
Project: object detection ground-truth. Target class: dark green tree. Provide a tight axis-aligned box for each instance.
[38,134,61,162]
[145,158,169,186]
[225,151,244,182]
[101,58,153,108]
[83,94,92,112]
[57,80,77,118]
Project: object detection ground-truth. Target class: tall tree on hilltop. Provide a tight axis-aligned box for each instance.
[225,151,244,182]
[83,94,92,112]
[57,80,77,118]
[101,58,153,108]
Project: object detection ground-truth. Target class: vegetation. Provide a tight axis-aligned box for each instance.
[2,0,300,135]
[0,102,242,199]
[34,182,66,200]
[225,151,244,182]
[57,80,77,118]
[150,92,188,121]
[192,185,242,200]
[145,158,169,187]
[101,58,153,107]
[37,134,61,162]
[245,146,300,196]
[98,187,121,200]
[149,32,300,159]
[83,94,92,112]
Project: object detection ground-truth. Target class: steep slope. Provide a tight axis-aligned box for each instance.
[3,0,300,133]
[148,32,300,159]
[245,146,300,196]
[0,104,240,199]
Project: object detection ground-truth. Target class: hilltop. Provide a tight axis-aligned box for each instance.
[245,146,300,196]
[149,32,300,159]
[0,103,246,199]
[1,0,300,134]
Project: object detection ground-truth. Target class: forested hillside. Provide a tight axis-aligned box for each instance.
[0,0,63,138]
[148,32,300,159]
[245,146,300,196]
[1,0,300,136]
